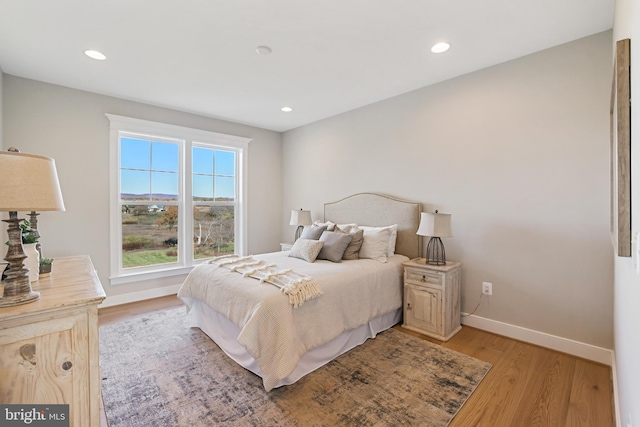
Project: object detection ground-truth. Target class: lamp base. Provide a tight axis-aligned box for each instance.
[426,237,447,266]
[0,291,40,307]
[294,225,304,241]
[1,212,40,308]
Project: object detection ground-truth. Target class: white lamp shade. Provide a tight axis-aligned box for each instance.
[416,212,453,237]
[289,209,312,226]
[0,150,66,212]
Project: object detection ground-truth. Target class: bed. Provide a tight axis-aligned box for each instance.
[177,193,421,391]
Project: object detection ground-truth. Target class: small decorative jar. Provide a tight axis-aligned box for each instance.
[23,243,40,282]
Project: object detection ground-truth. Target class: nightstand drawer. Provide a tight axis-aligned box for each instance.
[405,269,442,286]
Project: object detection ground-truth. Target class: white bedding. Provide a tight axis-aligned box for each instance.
[177,251,407,391]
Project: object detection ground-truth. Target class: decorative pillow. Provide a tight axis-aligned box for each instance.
[358,227,393,263]
[288,238,324,263]
[313,220,336,231]
[317,231,353,263]
[336,227,364,260]
[359,224,398,256]
[300,224,328,240]
[387,225,398,256]
[336,223,359,233]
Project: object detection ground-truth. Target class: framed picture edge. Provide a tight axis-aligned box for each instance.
[612,38,631,257]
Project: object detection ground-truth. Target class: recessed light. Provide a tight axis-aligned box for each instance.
[430,42,450,54]
[281,107,293,112]
[84,50,107,60]
[256,45,272,55]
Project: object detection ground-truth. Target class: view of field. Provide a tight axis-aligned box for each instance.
[121,204,234,268]
[119,137,237,269]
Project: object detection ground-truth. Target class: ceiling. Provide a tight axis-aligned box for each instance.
[0,0,613,132]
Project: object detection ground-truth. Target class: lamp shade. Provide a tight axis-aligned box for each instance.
[289,209,312,226]
[416,212,452,237]
[0,150,65,212]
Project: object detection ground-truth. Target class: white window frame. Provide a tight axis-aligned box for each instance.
[107,114,251,285]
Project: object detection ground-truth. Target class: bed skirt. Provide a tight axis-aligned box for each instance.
[183,297,402,389]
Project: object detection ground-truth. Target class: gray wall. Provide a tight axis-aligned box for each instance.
[613,0,640,424]
[2,76,283,298]
[282,31,614,349]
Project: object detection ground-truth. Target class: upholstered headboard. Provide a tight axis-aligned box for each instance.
[324,193,421,259]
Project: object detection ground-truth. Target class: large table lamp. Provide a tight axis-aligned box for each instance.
[289,209,312,241]
[0,148,65,307]
[416,210,453,266]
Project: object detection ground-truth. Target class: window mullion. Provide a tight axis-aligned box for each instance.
[184,139,193,266]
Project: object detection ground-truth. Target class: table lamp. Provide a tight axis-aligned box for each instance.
[289,209,312,241]
[0,148,65,307]
[416,210,453,266]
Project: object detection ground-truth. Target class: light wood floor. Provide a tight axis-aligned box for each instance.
[98,295,614,427]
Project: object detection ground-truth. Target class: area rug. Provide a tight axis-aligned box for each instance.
[100,307,491,426]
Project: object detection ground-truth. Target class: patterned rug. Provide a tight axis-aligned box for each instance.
[100,307,491,426]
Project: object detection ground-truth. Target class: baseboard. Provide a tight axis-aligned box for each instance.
[99,284,181,308]
[461,313,613,366]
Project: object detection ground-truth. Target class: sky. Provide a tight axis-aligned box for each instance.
[120,137,235,200]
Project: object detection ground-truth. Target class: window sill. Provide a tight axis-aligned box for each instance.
[110,265,195,286]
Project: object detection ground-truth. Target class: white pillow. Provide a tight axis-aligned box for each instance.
[288,238,324,263]
[359,227,393,263]
[358,224,397,256]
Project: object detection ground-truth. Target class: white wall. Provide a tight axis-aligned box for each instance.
[0,70,6,250]
[0,69,3,149]
[612,0,640,425]
[282,31,614,349]
[2,75,283,298]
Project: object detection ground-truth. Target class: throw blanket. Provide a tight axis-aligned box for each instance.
[208,255,322,307]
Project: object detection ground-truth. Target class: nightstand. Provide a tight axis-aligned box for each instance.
[280,243,293,251]
[402,258,462,341]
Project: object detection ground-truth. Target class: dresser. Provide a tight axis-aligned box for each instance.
[0,256,106,427]
[402,258,462,341]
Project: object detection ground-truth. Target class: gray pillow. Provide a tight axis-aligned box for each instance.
[336,227,364,260]
[317,231,353,263]
[300,224,327,240]
[288,238,324,263]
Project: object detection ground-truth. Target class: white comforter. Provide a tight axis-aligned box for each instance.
[177,252,406,391]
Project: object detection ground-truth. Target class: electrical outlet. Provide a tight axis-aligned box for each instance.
[482,282,493,296]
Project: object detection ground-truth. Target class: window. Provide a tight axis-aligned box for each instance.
[192,145,237,259]
[107,114,251,285]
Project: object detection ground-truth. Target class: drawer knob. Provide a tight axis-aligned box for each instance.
[62,361,73,371]
[407,303,412,310]
[421,275,426,282]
